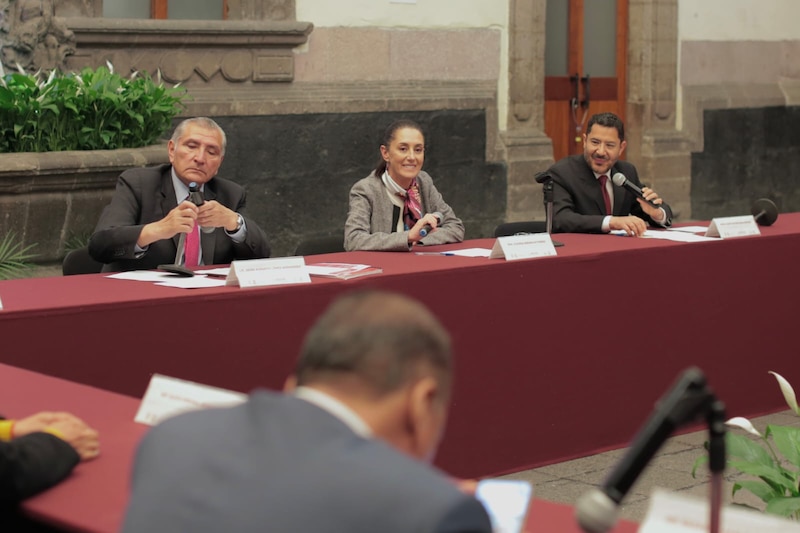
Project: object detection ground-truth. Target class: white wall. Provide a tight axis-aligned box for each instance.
[296,0,506,29]
[676,0,800,129]
[679,0,800,41]
[295,0,510,129]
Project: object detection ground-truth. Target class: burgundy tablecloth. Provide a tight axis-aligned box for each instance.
[1,215,797,477]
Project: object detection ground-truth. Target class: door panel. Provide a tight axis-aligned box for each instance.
[544,0,628,161]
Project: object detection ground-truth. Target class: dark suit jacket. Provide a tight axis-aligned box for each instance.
[89,164,270,272]
[122,391,492,533]
[0,433,79,503]
[548,154,673,233]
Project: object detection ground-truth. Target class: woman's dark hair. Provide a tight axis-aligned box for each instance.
[373,119,425,177]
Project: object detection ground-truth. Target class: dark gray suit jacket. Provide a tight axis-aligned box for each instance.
[0,432,79,503]
[122,391,492,533]
[548,154,673,233]
[89,164,270,271]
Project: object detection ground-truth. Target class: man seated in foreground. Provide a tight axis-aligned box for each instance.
[122,290,492,533]
[1,411,99,502]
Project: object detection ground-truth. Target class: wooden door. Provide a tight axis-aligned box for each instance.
[544,0,628,162]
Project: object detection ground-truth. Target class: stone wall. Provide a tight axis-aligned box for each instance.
[213,109,506,257]
[691,106,800,220]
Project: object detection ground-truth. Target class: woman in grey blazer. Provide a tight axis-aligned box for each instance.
[344,119,465,251]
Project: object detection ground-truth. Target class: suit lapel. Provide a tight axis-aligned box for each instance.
[609,165,625,216]
[158,168,182,252]
[201,180,218,265]
[579,159,606,215]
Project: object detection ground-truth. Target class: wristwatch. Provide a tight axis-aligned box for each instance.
[227,213,244,234]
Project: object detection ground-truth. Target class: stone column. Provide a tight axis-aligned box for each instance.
[503,0,554,223]
[626,0,691,220]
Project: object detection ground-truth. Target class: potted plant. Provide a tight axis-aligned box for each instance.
[693,371,800,519]
[0,62,187,273]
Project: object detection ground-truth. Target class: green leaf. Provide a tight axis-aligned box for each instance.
[767,425,800,469]
[729,460,796,492]
[765,496,800,517]
[732,479,783,504]
[691,455,709,477]
[727,432,774,466]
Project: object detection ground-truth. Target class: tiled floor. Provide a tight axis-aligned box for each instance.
[499,409,799,525]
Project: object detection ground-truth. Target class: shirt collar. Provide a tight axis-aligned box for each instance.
[293,386,373,438]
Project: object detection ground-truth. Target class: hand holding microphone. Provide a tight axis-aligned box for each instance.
[418,212,443,238]
[611,173,660,208]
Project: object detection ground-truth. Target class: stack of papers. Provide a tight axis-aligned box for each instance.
[305,262,383,280]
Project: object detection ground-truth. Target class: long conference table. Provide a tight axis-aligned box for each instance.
[3,363,637,532]
[1,214,798,480]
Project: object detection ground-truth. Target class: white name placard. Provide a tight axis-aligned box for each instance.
[134,374,247,426]
[640,488,800,533]
[489,233,557,261]
[705,215,761,239]
[225,256,311,288]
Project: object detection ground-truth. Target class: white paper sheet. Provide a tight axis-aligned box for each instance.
[668,225,709,233]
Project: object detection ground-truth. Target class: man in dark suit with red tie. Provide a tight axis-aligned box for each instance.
[89,117,270,272]
[547,112,673,236]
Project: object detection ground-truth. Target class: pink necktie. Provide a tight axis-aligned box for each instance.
[184,225,200,267]
[599,174,612,215]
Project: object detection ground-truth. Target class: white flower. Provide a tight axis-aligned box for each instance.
[106,60,114,74]
[726,416,763,438]
[768,371,799,415]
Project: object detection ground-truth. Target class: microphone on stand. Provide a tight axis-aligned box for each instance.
[611,173,659,208]
[535,170,564,247]
[158,182,205,277]
[750,198,778,226]
[575,367,723,533]
[419,212,443,238]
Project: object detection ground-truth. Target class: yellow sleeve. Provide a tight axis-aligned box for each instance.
[0,420,15,441]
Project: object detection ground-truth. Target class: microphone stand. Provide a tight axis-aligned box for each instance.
[575,367,726,533]
[707,400,726,533]
[535,171,564,247]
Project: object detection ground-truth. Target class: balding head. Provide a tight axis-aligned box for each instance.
[293,290,453,461]
[296,290,452,395]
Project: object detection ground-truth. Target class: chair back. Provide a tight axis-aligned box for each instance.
[294,235,345,256]
[493,221,547,237]
[62,246,103,276]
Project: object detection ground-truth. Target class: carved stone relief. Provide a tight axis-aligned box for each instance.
[1,0,75,72]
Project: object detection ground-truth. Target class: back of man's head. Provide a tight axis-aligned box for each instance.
[295,290,452,396]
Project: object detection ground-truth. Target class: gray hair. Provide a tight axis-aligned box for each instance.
[170,117,227,156]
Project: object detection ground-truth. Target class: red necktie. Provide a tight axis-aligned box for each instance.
[184,225,200,267]
[599,174,612,215]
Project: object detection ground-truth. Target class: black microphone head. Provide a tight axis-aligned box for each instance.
[611,173,627,187]
[751,198,778,226]
[575,489,619,533]
[535,171,552,184]
[189,181,200,192]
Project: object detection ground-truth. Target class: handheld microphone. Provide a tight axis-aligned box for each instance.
[419,212,443,238]
[575,367,715,533]
[188,182,214,234]
[611,173,659,208]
